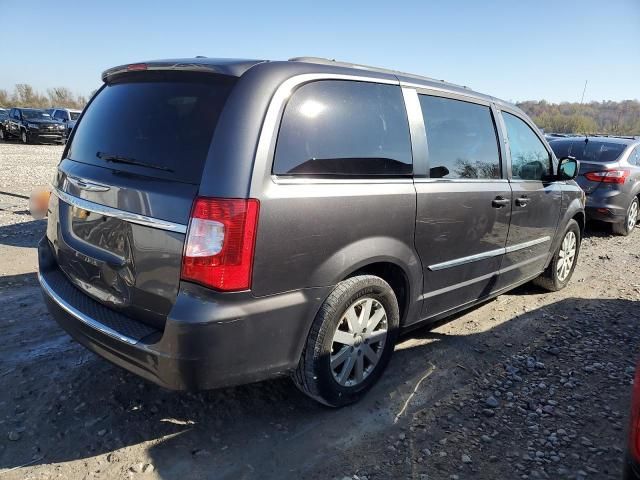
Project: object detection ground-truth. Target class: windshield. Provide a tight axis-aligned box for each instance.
[22,110,52,120]
[68,72,236,184]
[70,112,81,120]
[549,139,627,163]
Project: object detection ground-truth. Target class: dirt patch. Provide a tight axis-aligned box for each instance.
[0,142,638,479]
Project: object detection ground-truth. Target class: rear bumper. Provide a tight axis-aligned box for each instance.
[584,189,630,223]
[38,238,329,390]
[585,205,627,222]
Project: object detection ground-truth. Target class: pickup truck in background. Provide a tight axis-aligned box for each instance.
[5,107,66,144]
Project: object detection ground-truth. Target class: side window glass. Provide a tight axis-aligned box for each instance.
[273,80,412,176]
[418,95,501,179]
[630,146,640,166]
[502,112,552,181]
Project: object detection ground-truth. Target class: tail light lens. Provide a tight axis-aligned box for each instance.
[181,198,259,291]
[630,363,640,461]
[584,169,630,184]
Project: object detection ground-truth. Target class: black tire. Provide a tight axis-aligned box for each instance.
[533,219,581,292]
[612,197,638,236]
[20,129,30,144]
[293,275,399,407]
[0,127,5,141]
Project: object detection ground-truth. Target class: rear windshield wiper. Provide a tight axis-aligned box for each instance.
[96,151,174,172]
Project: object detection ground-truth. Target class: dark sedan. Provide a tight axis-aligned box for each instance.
[549,136,640,235]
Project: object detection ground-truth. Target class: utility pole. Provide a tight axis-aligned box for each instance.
[580,80,588,104]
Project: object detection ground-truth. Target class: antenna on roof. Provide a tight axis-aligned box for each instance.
[580,80,588,104]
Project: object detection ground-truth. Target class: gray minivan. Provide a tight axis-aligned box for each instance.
[38,57,584,406]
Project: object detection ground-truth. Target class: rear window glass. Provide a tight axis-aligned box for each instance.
[68,73,235,184]
[70,111,81,120]
[549,139,627,163]
[273,80,412,177]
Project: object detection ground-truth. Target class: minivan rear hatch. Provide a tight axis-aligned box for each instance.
[46,69,236,329]
[549,139,627,194]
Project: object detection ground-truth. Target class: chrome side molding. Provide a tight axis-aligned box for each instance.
[428,236,551,271]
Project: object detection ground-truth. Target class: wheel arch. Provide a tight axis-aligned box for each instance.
[546,197,584,269]
[572,210,586,237]
[346,261,412,326]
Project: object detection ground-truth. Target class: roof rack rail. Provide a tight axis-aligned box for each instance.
[584,133,640,140]
[288,56,469,90]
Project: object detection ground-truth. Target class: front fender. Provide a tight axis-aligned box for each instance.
[546,193,585,268]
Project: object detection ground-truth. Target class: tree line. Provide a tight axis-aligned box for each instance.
[0,84,89,110]
[0,83,638,135]
[516,100,640,135]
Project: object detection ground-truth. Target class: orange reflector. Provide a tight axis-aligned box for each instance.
[29,187,51,220]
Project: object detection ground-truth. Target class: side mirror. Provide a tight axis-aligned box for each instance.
[430,166,450,178]
[557,156,579,181]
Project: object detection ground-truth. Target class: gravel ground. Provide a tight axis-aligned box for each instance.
[0,141,638,479]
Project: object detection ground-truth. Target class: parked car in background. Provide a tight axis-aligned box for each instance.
[625,361,640,479]
[548,136,640,235]
[38,57,584,407]
[4,108,66,144]
[0,108,8,140]
[50,107,82,136]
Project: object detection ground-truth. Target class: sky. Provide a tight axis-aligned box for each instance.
[1,0,639,104]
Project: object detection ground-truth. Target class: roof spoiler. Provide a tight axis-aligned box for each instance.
[101,62,227,82]
[101,58,266,83]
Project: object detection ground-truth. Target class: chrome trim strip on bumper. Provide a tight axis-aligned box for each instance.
[53,188,187,234]
[428,236,551,271]
[38,272,139,345]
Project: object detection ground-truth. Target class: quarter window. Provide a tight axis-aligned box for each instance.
[502,112,552,181]
[628,146,640,166]
[418,95,501,179]
[273,80,412,176]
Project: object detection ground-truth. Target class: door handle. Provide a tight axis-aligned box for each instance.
[515,196,530,207]
[492,196,510,208]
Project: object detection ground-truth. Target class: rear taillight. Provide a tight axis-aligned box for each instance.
[584,169,630,184]
[630,363,640,461]
[181,197,259,291]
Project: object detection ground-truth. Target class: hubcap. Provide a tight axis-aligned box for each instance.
[330,297,388,387]
[557,230,577,282]
[628,200,638,231]
[21,131,26,143]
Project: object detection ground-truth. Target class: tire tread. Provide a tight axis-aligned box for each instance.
[292,275,397,407]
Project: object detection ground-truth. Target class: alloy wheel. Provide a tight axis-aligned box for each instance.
[330,297,388,387]
[628,200,639,231]
[557,230,577,282]
[21,131,27,143]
